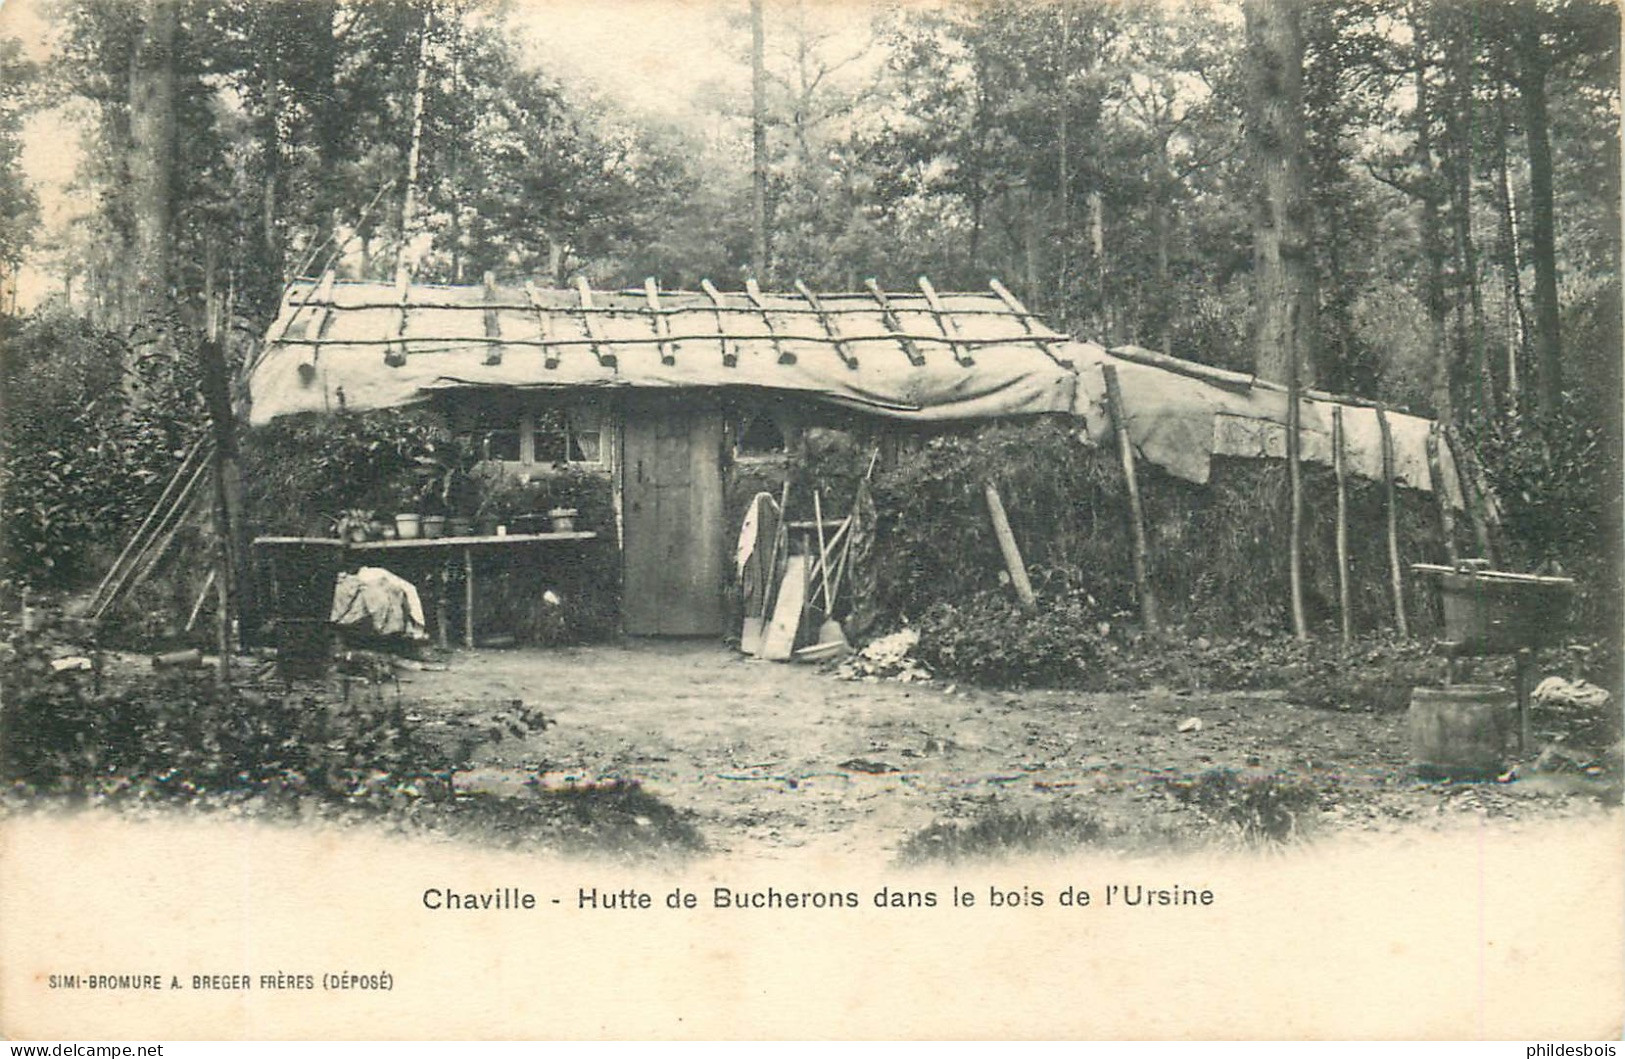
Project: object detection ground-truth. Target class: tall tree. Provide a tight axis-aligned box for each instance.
[126,0,177,324]
[1243,0,1317,386]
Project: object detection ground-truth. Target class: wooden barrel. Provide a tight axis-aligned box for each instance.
[1409,685,1513,780]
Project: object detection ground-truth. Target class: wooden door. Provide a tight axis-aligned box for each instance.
[621,401,725,635]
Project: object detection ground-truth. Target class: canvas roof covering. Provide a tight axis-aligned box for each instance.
[1070,344,1464,506]
[246,276,1460,503]
[246,277,1079,426]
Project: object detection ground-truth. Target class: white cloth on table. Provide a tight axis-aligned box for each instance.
[330,566,428,640]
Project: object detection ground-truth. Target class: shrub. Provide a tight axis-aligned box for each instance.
[1161,769,1325,844]
[0,311,207,590]
[915,591,1115,687]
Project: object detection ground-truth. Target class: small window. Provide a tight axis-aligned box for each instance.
[736,411,789,457]
[532,406,606,467]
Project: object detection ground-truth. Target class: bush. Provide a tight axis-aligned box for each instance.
[915,591,1115,687]
[0,311,207,590]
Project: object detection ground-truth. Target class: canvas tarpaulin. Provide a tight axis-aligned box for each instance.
[246,279,1079,425]
[1066,343,1464,506]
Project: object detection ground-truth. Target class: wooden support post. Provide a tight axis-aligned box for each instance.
[1376,406,1409,637]
[1101,365,1159,634]
[1426,424,1459,564]
[1286,372,1309,641]
[1333,406,1353,648]
[983,482,1036,611]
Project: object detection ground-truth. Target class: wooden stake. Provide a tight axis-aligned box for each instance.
[1101,365,1159,633]
[1333,406,1352,647]
[1426,424,1459,564]
[1286,370,1309,641]
[1376,406,1409,636]
[983,482,1036,611]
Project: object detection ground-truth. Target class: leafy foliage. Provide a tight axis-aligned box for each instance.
[1161,769,1327,844]
[0,311,206,590]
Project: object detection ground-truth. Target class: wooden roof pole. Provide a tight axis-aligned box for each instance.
[384,272,410,367]
[745,278,795,364]
[523,281,559,369]
[699,279,740,367]
[482,271,503,366]
[917,275,974,366]
[864,278,925,366]
[988,278,1073,368]
[793,279,858,369]
[643,278,676,366]
[574,276,616,368]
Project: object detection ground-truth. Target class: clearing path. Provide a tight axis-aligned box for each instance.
[397,641,1620,861]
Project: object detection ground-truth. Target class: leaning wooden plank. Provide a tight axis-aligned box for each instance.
[983,482,1036,611]
[761,555,808,661]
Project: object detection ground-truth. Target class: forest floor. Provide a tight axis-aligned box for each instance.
[333,638,1624,863]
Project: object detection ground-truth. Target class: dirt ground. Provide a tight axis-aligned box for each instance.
[377,640,1622,862]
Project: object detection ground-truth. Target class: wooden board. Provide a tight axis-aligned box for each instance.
[760,556,808,661]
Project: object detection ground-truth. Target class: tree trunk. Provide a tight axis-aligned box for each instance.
[1491,78,1527,414]
[308,0,342,254]
[750,0,769,282]
[1517,15,1562,417]
[127,0,177,325]
[1411,3,1452,424]
[1243,0,1317,387]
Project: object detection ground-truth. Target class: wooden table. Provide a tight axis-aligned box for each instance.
[255,532,599,649]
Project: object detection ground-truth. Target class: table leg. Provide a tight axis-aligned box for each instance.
[435,562,448,650]
[464,546,475,649]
